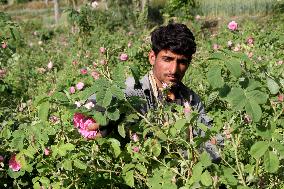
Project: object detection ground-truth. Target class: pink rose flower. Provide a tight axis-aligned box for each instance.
[73,113,98,139]
[80,68,88,75]
[70,86,76,94]
[195,15,201,20]
[72,60,78,66]
[133,146,139,153]
[247,52,253,58]
[2,42,7,49]
[100,60,107,65]
[247,37,254,45]
[0,69,6,78]
[119,53,128,61]
[44,148,51,156]
[277,60,283,65]
[213,44,219,50]
[131,133,139,142]
[99,47,106,54]
[76,82,84,90]
[91,71,100,80]
[278,94,283,102]
[9,154,21,172]
[228,21,238,31]
[47,61,53,70]
[127,42,132,48]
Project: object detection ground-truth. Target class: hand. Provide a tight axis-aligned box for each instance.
[87,123,102,138]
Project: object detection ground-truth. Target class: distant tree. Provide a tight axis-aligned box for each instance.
[54,0,60,24]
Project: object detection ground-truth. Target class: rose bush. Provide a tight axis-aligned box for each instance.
[0,8,283,189]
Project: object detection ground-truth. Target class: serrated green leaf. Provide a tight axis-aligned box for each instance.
[271,142,284,156]
[62,160,72,171]
[264,151,279,173]
[118,124,126,138]
[223,170,238,186]
[124,170,134,187]
[93,111,108,126]
[227,88,246,110]
[245,100,262,122]
[38,101,49,122]
[246,80,262,91]
[110,85,125,100]
[136,164,147,175]
[200,151,212,168]
[73,159,87,170]
[226,58,242,78]
[190,162,203,183]
[267,77,279,94]
[106,108,120,121]
[250,141,269,159]
[109,138,121,158]
[207,65,224,89]
[102,89,113,108]
[200,170,212,186]
[174,119,186,131]
[246,90,268,104]
[113,64,126,88]
[152,141,161,157]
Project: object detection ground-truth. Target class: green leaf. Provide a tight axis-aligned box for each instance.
[124,170,134,187]
[267,77,279,94]
[226,58,242,78]
[38,101,49,122]
[207,65,224,89]
[200,170,212,186]
[200,151,212,168]
[245,100,262,122]
[152,141,162,157]
[62,160,72,171]
[271,142,284,156]
[246,80,262,91]
[246,90,268,104]
[110,85,125,100]
[73,159,87,170]
[102,89,113,108]
[264,151,279,173]
[208,52,227,60]
[227,88,246,110]
[109,138,121,158]
[113,64,126,88]
[223,169,238,186]
[118,124,126,138]
[250,141,269,159]
[190,162,203,184]
[174,119,186,131]
[106,108,120,121]
[51,92,68,102]
[93,111,108,126]
[136,164,147,176]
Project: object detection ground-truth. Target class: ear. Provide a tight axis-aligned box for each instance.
[148,50,156,66]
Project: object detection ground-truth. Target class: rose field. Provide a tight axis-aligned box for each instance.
[0,0,284,188]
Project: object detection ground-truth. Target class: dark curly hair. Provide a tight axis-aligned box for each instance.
[150,23,196,57]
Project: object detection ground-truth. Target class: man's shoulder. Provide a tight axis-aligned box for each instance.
[179,83,201,103]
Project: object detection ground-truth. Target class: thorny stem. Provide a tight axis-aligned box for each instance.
[231,133,247,186]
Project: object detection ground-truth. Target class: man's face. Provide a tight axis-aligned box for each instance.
[149,50,191,88]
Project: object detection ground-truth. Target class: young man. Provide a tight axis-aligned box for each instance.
[89,23,221,161]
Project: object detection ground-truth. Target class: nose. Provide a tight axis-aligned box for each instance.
[169,61,178,74]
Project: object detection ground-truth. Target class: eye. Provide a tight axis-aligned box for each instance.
[162,57,172,62]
